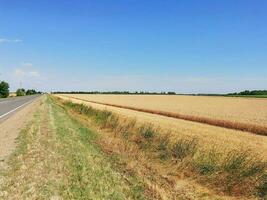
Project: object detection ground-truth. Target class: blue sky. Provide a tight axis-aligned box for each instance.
[0,0,266,93]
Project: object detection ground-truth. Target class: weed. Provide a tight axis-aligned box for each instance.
[221,150,266,194]
[119,120,137,139]
[192,148,220,175]
[157,135,171,160]
[171,138,198,161]
[105,115,120,130]
[223,150,265,178]
[257,173,267,198]
[139,125,156,139]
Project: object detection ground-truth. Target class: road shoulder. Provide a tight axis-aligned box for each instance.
[0,96,42,168]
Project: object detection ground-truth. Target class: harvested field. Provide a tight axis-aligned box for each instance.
[59,94,267,135]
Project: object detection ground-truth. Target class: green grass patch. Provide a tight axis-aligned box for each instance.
[50,97,146,199]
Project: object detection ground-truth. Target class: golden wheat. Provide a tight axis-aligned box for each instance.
[60,94,267,126]
[55,94,267,159]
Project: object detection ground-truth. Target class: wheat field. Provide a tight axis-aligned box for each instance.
[60,94,267,127]
[55,94,267,159]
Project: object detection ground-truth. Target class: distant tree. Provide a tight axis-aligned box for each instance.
[16,88,26,96]
[26,89,37,95]
[167,91,176,95]
[53,91,179,95]
[0,81,10,98]
[227,90,267,96]
[240,90,250,95]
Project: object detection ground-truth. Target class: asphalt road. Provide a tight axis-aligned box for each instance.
[0,95,41,122]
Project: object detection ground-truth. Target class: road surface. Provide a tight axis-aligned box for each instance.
[0,95,41,123]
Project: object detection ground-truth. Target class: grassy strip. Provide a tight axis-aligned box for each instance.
[0,96,147,199]
[56,97,267,198]
[49,97,146,199]
[61,95,267,136]
[0,103,59,199]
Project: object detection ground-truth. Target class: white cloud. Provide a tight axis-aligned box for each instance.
[13,62,40,79]
[0,38,22,43]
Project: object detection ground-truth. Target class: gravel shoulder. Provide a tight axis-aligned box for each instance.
[0,96,42,168]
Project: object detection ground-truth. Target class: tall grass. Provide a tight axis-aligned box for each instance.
[57,98,267,198]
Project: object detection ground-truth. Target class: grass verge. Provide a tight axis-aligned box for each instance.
[0,95,147,199]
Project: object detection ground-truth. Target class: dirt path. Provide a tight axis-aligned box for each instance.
[0,97,42,168]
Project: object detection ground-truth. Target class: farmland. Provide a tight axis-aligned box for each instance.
[1,94,266,199]
[52,94,267,199]
[60,94,267,127]
[55,94,267,157]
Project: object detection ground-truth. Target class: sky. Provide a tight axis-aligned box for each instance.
[0,0,266,93]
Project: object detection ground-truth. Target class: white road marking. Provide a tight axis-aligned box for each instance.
[0,99,34,119]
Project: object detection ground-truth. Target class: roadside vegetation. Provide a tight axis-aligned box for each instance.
[0,79,41,98]
[0,96,146,200]
[54,96,267,199]
[16,88,26,96]
[16,88,40,96]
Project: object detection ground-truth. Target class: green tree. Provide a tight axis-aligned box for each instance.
[26,89,37,95]
[16,88,26,96]
[0,81,10,98]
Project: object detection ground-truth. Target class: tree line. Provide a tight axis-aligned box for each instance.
[53,91,177,95]
[0,80,40,98]
[15,88,40,96]
[227,90,267,96]
[53,90,267,96]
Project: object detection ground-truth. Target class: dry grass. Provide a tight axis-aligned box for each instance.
[8,92,16,97]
